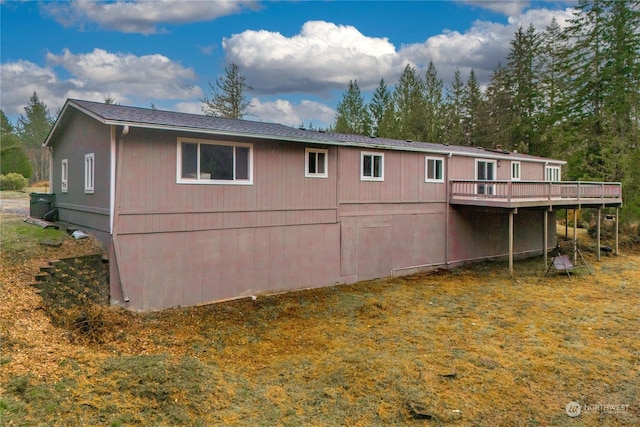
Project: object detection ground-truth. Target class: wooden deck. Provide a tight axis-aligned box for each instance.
[449,180,623,209]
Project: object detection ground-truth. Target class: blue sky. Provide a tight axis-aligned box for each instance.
[1,1,575,129]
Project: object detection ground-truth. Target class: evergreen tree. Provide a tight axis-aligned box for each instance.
[461,69,485,146]
[393,64,426,141]
[443,68,466,145]
[334,80,371,135]
[1,110,32,179]
[16,92,54,182]
[538,17,568,158]
[424,61,445,143]
[484,63,515,150]
[507,24,542,154]
[201,62,254,119]
[368,78,393,137]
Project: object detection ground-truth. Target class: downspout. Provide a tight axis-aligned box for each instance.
[113,125,130,302]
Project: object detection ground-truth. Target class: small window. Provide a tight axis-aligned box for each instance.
[177,138,253,185]
[545,166,561,182]
[61,159,68,193]
[511,161,521,181]
[84,153,94,194]
[361,152,384,181]
[305,148,328,178]
[425,157,444,182]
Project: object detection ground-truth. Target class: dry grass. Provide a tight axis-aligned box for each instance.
[1,207,639,426]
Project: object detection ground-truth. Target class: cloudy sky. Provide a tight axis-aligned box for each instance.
[1,0,574,129]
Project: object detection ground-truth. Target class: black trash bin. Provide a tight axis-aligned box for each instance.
[30,193,55,219]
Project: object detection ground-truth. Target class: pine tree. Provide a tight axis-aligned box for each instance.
[507,24,542,154]
[201,62,254,119]
[538,17,568,158]
[484,63,515,150]
[462,69,485,146]
[334,80,371,135]
[1,110,32,179]
[16,92,54,183]
[393,64,426,141]
[443,68,466,145]
[368,78,393,137]
[424,61,445,143]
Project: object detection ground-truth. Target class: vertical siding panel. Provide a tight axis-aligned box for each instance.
[283,226,299,287]
[268,227,285,289]
[219,229,239,299]
[201,231,221,303]
[182,232,203,307]
[253,227,271,293]
[237,228,255,294]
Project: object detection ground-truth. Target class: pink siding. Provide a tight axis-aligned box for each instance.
[114,223,340,311]
[109,127,557,310]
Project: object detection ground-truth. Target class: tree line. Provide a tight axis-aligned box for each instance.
[332,0,640,220]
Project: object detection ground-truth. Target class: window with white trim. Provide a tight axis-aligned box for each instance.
[425,156,444,182]
[61,159,68,193]
[361,152,384,181]
[177,138,253,184]
[305,148,328,178]
[84,153,94,193]
[545,165,561,182]
[511,161,521,181]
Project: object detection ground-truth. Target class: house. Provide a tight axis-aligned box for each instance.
[44,99,623,311]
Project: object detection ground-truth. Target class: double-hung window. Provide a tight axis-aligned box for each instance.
[305,148,328,178]
[511,161,521,181]
[545,165,561,182]
[361,152,384,181]
[61,159,68,193]
[84,153,94,194]
[425,156,444,182]
[177,138,253,184]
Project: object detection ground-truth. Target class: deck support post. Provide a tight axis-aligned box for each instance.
[615,207,619,255]
[597,206,602,261]
[573,209,578,264]
[509,209,515,277]
[543,209,549,270]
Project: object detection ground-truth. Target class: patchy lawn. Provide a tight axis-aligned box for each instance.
[1,199,638,426]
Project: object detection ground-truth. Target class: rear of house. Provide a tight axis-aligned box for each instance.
[45,99,622,311]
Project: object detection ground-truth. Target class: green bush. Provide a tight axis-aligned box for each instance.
[1,136,32,179]
[0,172,29,191]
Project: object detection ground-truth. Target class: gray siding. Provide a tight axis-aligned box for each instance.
[50,110,111,244]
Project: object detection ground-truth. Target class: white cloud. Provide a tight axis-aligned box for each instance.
[223,21,406,95]
[0,49,203,117]
[225,8,574,99]
[44,0,259,35]
[46,48,202,99]
[461,0,530,16]
[397,7,575,86]
[248,98,335,129]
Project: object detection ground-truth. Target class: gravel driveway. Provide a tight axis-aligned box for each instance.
[0,193,30,216]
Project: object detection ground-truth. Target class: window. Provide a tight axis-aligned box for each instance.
[361,152,384,181]
[511,161,521,181]
[476,159,496,195]
[305,148,328,178]
[61,159,68,193]
[545,166,561,182]
[84,153,94,193]
[177,138,252,184]
[425,157,444,182]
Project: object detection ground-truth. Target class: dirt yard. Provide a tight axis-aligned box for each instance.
[1,190,638,426]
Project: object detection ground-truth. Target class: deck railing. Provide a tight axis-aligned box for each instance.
[449,180,622,204]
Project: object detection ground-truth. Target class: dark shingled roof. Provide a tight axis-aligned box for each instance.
[47,98,560,164]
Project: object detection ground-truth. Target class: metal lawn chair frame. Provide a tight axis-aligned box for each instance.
[545,240,593,279]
